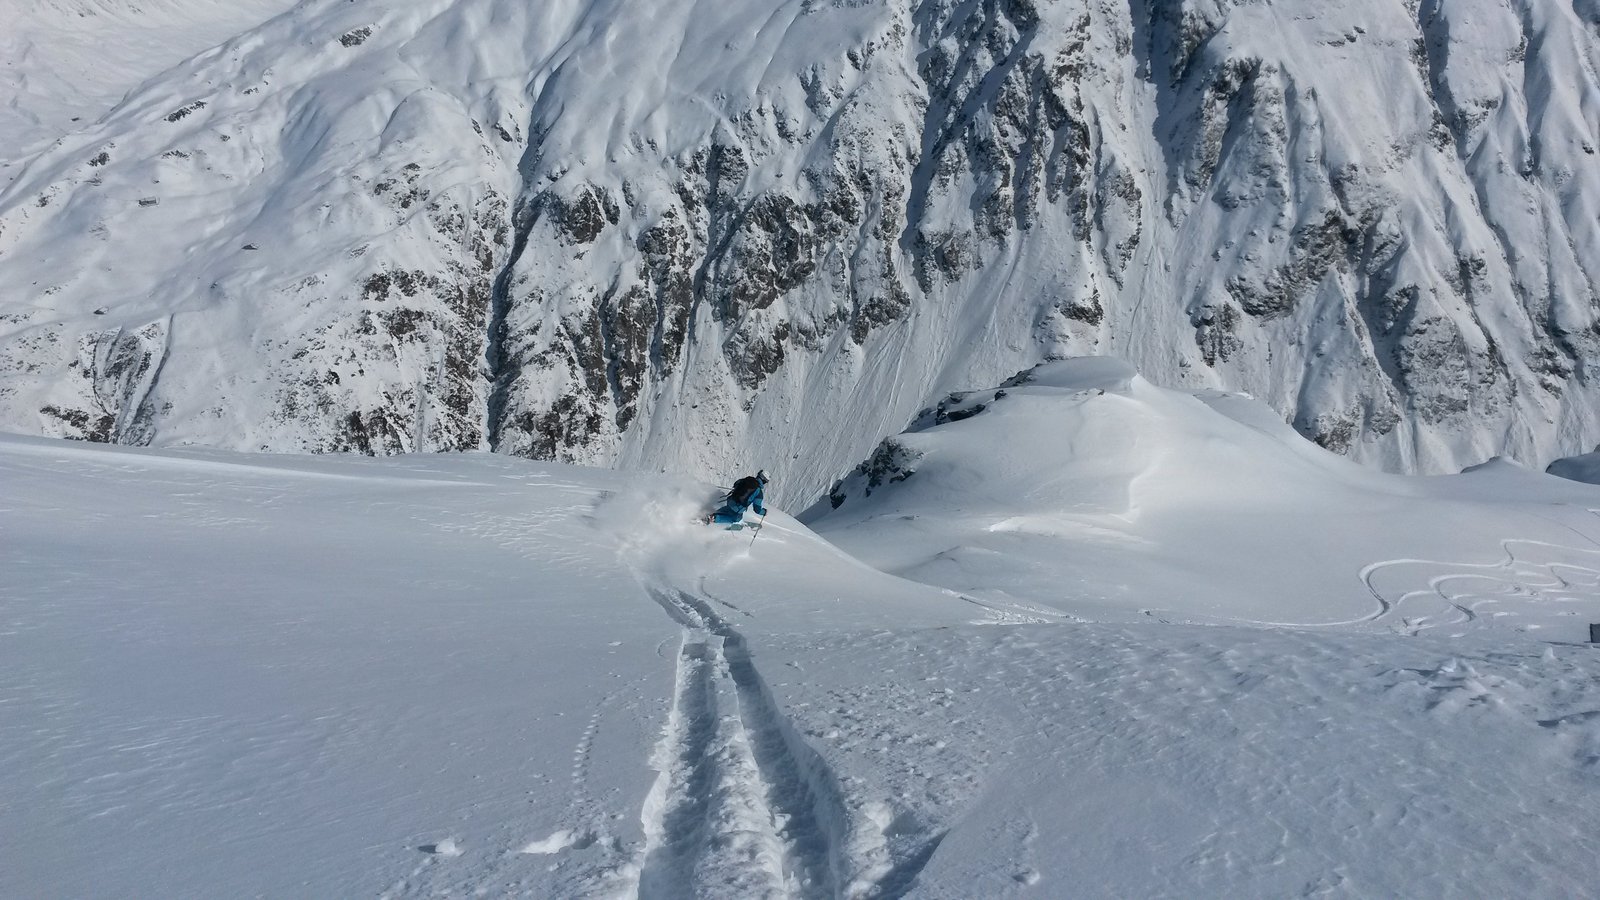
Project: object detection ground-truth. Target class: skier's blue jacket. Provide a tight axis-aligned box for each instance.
[710,477,766,524]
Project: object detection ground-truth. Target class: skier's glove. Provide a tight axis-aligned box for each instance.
[754,504,767,516]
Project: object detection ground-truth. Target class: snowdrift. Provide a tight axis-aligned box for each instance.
[807,357,1600,638]
[1549,448,1600,486]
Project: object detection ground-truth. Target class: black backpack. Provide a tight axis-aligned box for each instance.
[728,476,761,506]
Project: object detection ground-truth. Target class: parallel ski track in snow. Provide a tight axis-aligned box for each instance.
[636,583,911,899]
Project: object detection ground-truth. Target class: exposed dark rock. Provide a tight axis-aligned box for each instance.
[43,322,171,445]
[539,184,619,245]
[827,437,922,508]
[514,395,605,461]
[1061,291,1104,326]
[850,269,912,345]
[1228,210,1362,319]
[638,211,695,372]
[380,307,427,340]
[373,163,430,210]
[601,284,654,429]
[336,408,403,454]
[362,272,391,301]
[1195,301,1244,366]
[164,101,206,123]
[40,405,114,443]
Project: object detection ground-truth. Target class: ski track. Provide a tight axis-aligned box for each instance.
[954,593,1074,625]
[1363,538,1600,635]
[637,585,925,899]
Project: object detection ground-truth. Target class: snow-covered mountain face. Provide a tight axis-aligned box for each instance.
[1,0,305,159]
[3,0,1598,503]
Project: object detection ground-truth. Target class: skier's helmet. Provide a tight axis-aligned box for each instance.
[757,469,769,484]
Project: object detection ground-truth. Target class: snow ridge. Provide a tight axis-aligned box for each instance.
[810,356,1600,639]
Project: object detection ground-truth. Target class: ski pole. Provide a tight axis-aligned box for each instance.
[747,511,767,548]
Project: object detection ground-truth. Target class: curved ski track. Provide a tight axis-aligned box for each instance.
[1362,537,1600,633]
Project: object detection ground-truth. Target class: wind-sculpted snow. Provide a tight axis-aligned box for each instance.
[810,357,1600,639]
[1548,447,1600,484]
[2,0,1599,496]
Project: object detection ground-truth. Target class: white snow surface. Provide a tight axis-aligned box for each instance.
[1,0,303,159]
[808,357,1600,639]
[6,361,1600,897]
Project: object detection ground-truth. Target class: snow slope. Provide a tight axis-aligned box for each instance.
[0,433,972,898]
[6,405,1600,896]
[1,0,303,160]
[3,0,1599,499]
[809,356,1600,640]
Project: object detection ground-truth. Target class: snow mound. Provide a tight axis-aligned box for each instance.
[422,838,462,857]
[807,357,1600,638]
[1001,357,1139,394]
[1548,449,1600,486]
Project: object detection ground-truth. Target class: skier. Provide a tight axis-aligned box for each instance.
[704,470,769,526]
